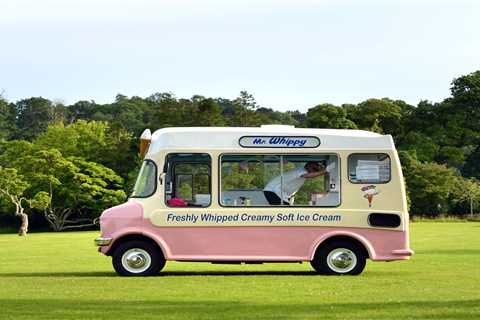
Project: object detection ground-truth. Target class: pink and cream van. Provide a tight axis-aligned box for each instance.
[95,125,413,276]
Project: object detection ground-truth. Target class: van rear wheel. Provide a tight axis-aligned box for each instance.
[311,240,366,275]
[112,241,165,276]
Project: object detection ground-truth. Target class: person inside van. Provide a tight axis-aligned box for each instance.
[263,161,326,205]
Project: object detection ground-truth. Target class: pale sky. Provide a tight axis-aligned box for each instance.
[1,0,479,111]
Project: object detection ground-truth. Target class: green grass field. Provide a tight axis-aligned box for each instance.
[0,222,479,319]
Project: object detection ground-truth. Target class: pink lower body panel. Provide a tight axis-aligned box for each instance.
[99,203,413,262]
[149,226,411,261]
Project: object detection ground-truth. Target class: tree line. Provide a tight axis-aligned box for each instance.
[1,71,480,234]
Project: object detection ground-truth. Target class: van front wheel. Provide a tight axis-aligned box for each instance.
[311,240,366,275]
[112,241,165,276]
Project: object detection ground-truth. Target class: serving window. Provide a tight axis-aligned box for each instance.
[220,154,340,207]
[348,153,391,184]
[165,153,211,207]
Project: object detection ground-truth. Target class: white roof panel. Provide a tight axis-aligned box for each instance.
[148,126,394,154]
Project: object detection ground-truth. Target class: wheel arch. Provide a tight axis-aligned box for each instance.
[105,232,168,258]
[310,232,374,260]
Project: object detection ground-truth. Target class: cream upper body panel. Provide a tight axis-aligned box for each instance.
[134,126,407,231]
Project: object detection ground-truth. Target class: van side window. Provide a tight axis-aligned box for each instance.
[220,154,340,207]
[131,160,157,198]
[165,153,211,207]
[348,154,391,184]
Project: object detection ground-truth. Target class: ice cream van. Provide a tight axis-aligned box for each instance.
[95,125,413,276]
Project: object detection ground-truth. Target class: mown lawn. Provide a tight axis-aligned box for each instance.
[0,222,479,319]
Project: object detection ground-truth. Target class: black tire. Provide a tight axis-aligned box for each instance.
[112,240,165,276]
[310,240,366,275]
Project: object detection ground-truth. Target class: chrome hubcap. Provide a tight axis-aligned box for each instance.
[327,248,357,273]
[121,248,151,273]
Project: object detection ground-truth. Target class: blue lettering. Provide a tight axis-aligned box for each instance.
[268,137,308,147]
[252,138,266,145]
[241,136,317,148]
[269,137,280,144]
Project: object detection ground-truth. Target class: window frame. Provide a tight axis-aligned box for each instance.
[218,153,342,208]
[347,153,392,184]
[130,159,158,199]
[165,153,212,208]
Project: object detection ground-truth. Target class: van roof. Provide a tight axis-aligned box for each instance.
[148,126,394,154]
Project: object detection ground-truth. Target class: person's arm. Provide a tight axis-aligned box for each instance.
[302,170,326,178]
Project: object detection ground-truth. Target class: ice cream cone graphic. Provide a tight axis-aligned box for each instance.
[361,185,380,207]
[366,193,374,207]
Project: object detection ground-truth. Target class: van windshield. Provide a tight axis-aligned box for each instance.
[131,160,157,198]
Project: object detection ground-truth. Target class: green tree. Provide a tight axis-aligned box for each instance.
[34,120,134,178]
[0,167,49,236]
[436,146,466,168]
[193,98,225,126]
[0,140,35,167]
[178,183,193,200]
[0,140,126,231]
[17,149,126,231]
[399,132,440,162]
[403,160,459,215]
[452,178,480,217]
[450,70,480,136]
[221,163,260,190]
[146,93,192,128]
[14,97,64,140]
[404,100,472,170]
[345,98,408,136]
[109,95,150,135]
[230,91,262,126]
[254,108,299,126]
[0,97,17,140]
[306,104,357,129]
[65,157,127,220]
[287,110,307,127]
[404,100,445,141]
[66,100,98,123]
[463,145,480,179]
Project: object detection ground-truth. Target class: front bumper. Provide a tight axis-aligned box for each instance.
[94,237,112,246]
